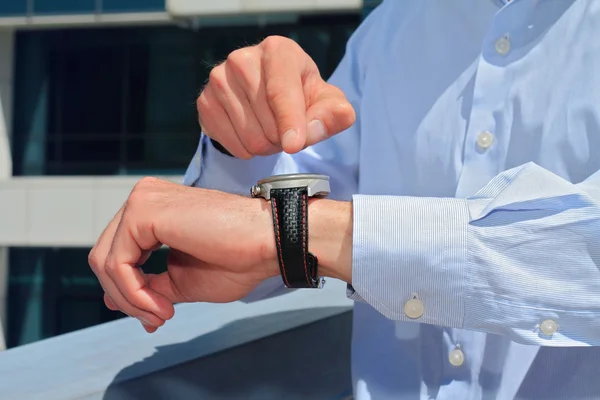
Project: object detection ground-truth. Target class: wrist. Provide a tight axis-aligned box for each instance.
[308,199,353,284]
[251,197,281,279]
[257,196,353,285]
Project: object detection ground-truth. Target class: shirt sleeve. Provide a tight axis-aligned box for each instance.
[180,0,389,301]
[350,162,600,346]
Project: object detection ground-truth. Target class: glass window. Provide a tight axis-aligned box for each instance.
[363,0,383,17]
[33,0,95,15]
[7,247,169,348]
[0,0,27,16]
[102,0,165,13]
[12,17,359,176]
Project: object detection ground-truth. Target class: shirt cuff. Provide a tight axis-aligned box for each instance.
[350,194,470,327]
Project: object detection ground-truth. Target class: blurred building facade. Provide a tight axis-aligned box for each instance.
[0,0,382,349]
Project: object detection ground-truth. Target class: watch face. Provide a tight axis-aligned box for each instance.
[252,173,330,200]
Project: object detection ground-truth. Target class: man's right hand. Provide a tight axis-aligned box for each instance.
[196,35,356,158]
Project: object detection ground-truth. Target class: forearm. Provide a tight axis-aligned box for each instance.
[308,199,353,284]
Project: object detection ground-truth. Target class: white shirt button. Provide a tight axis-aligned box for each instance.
[449,348,465,367]
[495,36,511,55]
[477,131,494,149]
[404,297,424,319]
[540,319,558,336]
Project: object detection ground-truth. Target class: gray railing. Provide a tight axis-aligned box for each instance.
[0,278,353,399]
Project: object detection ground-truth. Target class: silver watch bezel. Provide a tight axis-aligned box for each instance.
[250,173,330,200]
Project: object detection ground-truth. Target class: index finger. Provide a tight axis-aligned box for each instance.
[104,211,175,322]
[261,38,311,153]
[89,206,166,330]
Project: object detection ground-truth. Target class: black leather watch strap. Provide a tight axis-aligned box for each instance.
[270,187,320,288]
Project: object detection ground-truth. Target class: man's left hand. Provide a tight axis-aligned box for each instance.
[88,177,279,333]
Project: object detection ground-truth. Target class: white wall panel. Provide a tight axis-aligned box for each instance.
[0,176,183,247]
[167,0,362,16]
[0,29,13,180]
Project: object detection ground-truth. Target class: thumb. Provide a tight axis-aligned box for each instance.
[305,82,356,147]
[146,272,187,304]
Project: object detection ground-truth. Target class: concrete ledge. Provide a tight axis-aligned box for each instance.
[0,278,353,400]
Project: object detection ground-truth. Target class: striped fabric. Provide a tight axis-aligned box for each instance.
[184,0,600,398]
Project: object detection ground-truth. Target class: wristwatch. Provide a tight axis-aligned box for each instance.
[251,173,331,289]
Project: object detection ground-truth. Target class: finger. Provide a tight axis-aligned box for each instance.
[197,83,252,159]
[305,83,356,147]
[227,48,280,147]
[105,210,176,322]
[102,264,166,326]
[137,245,159,267]
[103,273,164,327]
[262,39,311,153]
[89,206,124,274]
[143,324,158,334]
[90,206,164,326]
[104,294,119,311]
[91,207,138,312]
[136,242,163,268]
[107,294,158,333]
[223,59,278,155]
[144,249,205,304]
[145,272,184,305]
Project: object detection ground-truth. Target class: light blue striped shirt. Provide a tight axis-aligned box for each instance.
[183,0,600,398]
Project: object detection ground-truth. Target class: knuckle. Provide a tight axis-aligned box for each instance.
[226,48,252,69]
[128,188,146,208]
[261,35,295,53]
[196,92,208,115]
[261,35,283,52]
[196,93,213,135]
[88,249,101,271]
[139,176,160,185]
[131,176,158,197]
[226,49,257,90]
[208,65,226,90]
[104,257,119,276]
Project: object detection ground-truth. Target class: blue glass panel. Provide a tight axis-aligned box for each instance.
[362,0,382,18]
[33,0,95,15]
[7,247,168,348]
[0,0,27,16]
[102,0,164,13]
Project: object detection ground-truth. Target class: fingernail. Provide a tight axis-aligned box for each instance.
[281,129,298,150]
[138,317,153,326]
[308,120,328,143]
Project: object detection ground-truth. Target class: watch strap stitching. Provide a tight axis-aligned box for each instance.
[271,197,291,287]
[301,193,311,286]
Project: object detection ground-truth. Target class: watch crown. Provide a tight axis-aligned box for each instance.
[250,185,262,197]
